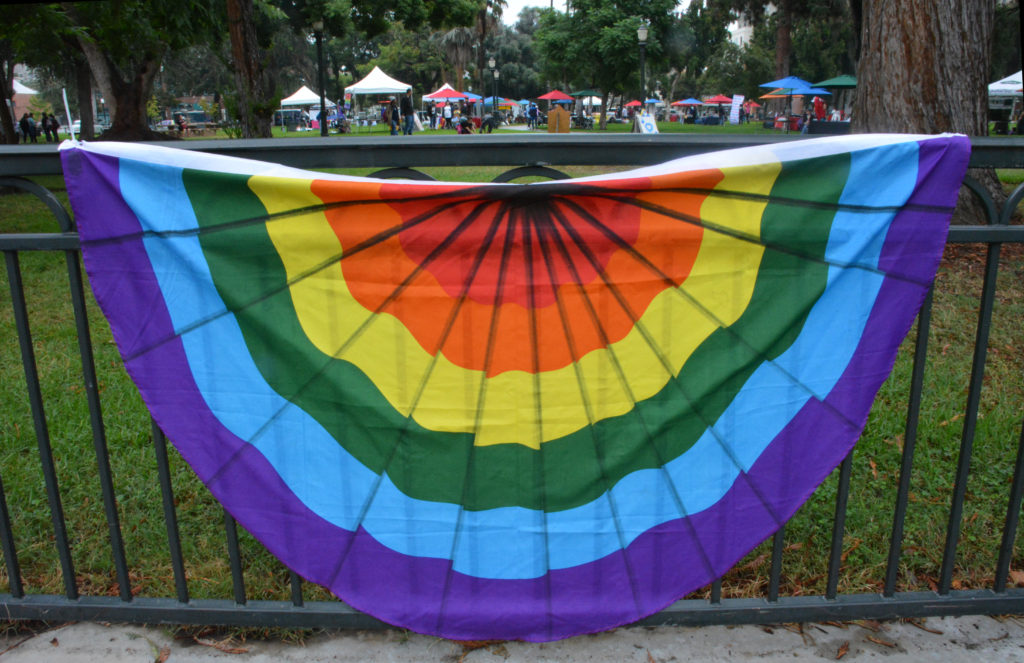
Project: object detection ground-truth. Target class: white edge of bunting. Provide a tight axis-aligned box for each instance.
[59,134,963,187]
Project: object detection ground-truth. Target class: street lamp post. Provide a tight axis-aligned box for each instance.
[313,19,328,137]
[637,21,648,110]
[488,57,496,112]
[494,69,500,118]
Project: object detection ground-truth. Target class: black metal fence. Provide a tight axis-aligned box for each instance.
[1,134,1023,630]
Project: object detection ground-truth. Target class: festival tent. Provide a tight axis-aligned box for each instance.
[14,80,37,95]
[760,75,812,91]
[989,70,1023,117]
[704,94,734,104]
[760,87,830,99]
[989,70,1023,97]
[538,90,574,102]
[281,85,335,107]
[672,98,703,106]
[425,84,468,101]
[424,83,466,101]
[623,100,642,107]
[344,66,411,95]
[815,74,857,89]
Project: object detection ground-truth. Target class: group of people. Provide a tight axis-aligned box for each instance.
[386,91,417,135]
[424,100,465,131]
[17,112,61,143]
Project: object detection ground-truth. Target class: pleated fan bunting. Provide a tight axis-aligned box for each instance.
[60,134,969,641]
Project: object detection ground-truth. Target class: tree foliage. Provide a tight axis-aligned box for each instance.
[60,0,225,139]
[697,40,773,100]
[534,0,676,98]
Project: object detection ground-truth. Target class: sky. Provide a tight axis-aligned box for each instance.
[501,0,568,25]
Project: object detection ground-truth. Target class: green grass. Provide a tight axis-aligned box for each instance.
[172,119,777,140]
[1,165,1022,611]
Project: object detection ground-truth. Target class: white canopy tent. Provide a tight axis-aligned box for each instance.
[989,70,1022,97]
[14,80,38,95]
[281,85,335,107]
[344,66,411,95]
[422,83,462,102]
[988,71,1022,121]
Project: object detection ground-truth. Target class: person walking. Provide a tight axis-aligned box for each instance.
[42,113,57,142]
[400,90,415,135]
[27,113,38,143]
[48,113,61,141]
[18,113,30,143]
[388,99,400,135]
[428,103,437,130]
[442,103,452,130]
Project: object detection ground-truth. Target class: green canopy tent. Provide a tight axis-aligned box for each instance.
[571,89,602,122]
[814,75,857,118]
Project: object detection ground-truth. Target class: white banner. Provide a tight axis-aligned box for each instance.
[729,94,745,124]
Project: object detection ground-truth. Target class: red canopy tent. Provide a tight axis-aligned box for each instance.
[623,100,642,107]
[704,94,734,104]
[425,85,469,101]
[537,89,574,102]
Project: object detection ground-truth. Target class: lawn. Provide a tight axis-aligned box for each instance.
[167,117,778,140]
[1,156,1022,608]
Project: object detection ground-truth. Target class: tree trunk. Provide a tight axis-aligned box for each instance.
[0,55,17,144]
[102,53,164,141]
[75,59,95,140]
[855,0,999,224]
[477,9,488,102]
[74,30,117,121]
[774,0,794,78]
[67,1,163,142]
[227,0,274,138]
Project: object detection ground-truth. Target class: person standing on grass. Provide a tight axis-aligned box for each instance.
[389,99,400,135]
[400,90,415,135]
[27,113,39,143]
[48,114,61,141]
[442,103,452,129]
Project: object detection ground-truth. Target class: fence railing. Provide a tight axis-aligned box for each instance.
[1,134,1023,630]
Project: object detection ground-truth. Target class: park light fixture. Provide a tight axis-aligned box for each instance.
[313,19,327,136]
[637,20,649,105]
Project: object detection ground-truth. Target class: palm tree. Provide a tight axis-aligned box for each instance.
[439,27,475,90]
[476,0,507,98]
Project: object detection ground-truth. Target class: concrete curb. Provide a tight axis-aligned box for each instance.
[3,616,1024,662]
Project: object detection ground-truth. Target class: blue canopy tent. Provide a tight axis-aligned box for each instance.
[759,76,815,132]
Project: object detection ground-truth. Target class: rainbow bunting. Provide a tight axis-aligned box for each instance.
[60,134,969,641]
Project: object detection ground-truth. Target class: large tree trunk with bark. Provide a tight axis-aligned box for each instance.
[227,0,274,138]
[855,0,999,224]
[74,26,165,141]
[75,59,95,140]
[105,53,161,140]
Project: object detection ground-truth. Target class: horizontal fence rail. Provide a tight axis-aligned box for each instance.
[2,135,1023,632]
